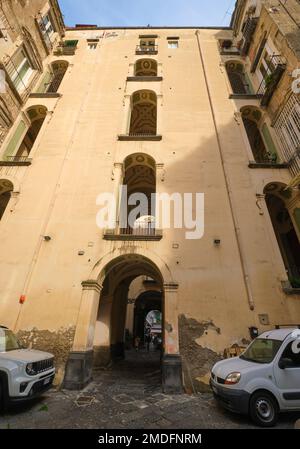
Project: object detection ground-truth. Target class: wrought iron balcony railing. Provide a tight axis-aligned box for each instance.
[136,45,158,54]
[257,55,287,106]
[0,156,32,166]
[239,17,259,56]
[103,225,163,241]
[118,133,162,141]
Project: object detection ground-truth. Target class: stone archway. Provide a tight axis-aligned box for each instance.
[64,250,182,393]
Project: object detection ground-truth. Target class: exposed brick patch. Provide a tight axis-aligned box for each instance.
[179,315,221,393]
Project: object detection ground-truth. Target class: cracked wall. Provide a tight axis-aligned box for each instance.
[179,315,222,393]
[17,326,76,384]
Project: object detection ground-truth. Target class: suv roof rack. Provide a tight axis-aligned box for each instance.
[275,324,300,329]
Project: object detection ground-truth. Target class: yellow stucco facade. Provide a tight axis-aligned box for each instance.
[0,2,300,392]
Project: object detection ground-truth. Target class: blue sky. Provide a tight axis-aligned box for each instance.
[58,0,236,27]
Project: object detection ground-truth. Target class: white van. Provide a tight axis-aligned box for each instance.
[211,327,300,427]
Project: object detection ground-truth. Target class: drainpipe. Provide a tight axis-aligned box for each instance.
[195,30,255,311]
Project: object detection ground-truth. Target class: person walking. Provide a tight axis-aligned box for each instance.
[134,336,140,352]
[145,334,151,352]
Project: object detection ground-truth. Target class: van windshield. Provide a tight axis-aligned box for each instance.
[240,338,282,364]
[0,328,22,352]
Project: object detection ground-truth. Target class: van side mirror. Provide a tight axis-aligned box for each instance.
[279,358,293,370]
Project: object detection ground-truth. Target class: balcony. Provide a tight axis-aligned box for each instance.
[54,40,78,56]
[257,55,286,107]
[0,156,32,166]
[136,45,158,55]
[103,226,163,241]
[118,133,162,141]
[248,161,289,169]
[127,76,163,82]
[218,40,240,56]
[239,17,259,56]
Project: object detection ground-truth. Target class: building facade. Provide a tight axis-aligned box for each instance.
[0,1,299,392]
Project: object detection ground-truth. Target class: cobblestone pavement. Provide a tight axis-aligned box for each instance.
[1,350,299,429]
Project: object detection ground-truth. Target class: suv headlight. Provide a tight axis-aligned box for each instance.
[26,363,36,376]
[225,372,241,385]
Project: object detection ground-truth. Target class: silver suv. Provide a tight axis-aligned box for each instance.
[211,326,300,427]
[0,326,55,409]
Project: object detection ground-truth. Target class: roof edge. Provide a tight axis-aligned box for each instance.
[65,26,232,31]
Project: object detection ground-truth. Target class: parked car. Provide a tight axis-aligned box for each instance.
[0,326,55,410]
[211,326,300,427]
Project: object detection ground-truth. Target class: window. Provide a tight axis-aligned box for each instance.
[7,47,34,93]
[240,339,282,364]
[39,11,55,49]
[280,342,300,368]
[168,41,178,49]
[274,94,300,177]
[88,43,98,50]
[255,40,279,87]
[41,13,55,37]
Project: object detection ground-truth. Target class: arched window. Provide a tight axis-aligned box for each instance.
[15,106,47,158]
[47,60,69,93]
[135,59,157,77]
[129,90,157,136]
[120,153,156,235]
[264,183,300,287]
[0,179,13,220]
[241,106,277,163]
[226,61,251,94]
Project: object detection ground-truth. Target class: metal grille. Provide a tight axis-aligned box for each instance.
[47,72,65,93]
[119,225,156,237]
[32,358,54,375]
[274,94,300,177]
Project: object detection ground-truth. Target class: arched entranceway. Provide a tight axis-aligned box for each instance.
[264,183,300,286]
[93,256,163,362]
[133,291,162,346]
[64,252,182,393]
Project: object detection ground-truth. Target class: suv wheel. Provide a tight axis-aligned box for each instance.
[250,392,279,427]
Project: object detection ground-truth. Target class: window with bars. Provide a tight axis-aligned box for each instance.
[274,94,300,176]
[6,47,34,93]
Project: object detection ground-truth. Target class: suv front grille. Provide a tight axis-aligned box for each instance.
[32,358,54,374]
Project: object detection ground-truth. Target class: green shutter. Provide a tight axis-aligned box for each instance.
[64,40,78,47]
[294,208,300,234]
[36,70,53,93]
[261,124,277,160]
[3,120,26,159]
[244,72,254,94]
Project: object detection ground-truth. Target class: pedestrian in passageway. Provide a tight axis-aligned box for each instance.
[134,336,140,352]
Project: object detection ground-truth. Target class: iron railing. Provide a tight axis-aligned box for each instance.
[240,17,259,56]
[256,55,286,106]
[6,156,31,163]
[136,45,158,54]
[119,225,156,237]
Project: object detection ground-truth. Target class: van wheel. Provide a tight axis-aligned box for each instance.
[249,392,279,427]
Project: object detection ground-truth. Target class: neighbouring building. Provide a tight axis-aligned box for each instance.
[0,1,299,393]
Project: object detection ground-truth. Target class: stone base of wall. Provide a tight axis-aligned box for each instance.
[93,346,111,367]
[162,354,183,394]
[63,350,94,390]
[179,315,222,393]
[17,327,76,386]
